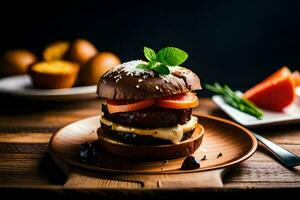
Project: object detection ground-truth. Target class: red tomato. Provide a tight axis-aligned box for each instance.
[106,99,155,114]
[156,92,199,109]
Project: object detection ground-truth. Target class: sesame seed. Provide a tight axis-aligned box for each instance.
[136,85,140,88]
[155,85,159,90]
[138,79,143,82]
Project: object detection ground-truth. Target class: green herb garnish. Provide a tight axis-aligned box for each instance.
[144,47,157,61]
[137,47,188,75]
[205,82,264,119]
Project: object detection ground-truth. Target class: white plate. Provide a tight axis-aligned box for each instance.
[0,75,97,101]
[212,90,300,128]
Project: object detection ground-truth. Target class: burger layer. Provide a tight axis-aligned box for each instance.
[98,125,195,145]
[101,105,192,128]
[99,115,198,144]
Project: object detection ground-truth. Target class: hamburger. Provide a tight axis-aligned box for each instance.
[96,47,203,159]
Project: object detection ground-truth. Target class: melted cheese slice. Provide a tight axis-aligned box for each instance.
[99,115,198,144]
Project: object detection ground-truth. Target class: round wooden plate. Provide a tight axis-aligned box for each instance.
[50,114,257,174]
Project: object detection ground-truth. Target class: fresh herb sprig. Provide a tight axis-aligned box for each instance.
[137,47,188,75]
[205,83,264,119]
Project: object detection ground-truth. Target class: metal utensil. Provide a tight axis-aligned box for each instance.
[253,132,300,168]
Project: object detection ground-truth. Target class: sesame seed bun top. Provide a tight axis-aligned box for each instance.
[97,60,201,100]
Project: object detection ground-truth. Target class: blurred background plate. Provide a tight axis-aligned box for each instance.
[212,94,300,128]
[0,75,97,101]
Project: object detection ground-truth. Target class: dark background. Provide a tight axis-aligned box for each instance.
[1,0,300,93]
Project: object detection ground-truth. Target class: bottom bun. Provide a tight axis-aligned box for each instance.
[97,123,204,160]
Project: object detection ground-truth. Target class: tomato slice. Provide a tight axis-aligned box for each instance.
[156,92,199,109]
[106,99,155,114]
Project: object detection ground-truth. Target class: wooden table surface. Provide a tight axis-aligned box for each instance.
[0,96,300,195]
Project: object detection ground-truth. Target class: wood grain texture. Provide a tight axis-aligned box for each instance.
[0,98,299,191]
[63,168,226,189]
[0,133,52,143]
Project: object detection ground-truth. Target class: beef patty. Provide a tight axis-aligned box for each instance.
[98,124,195,145]
[101,105,192,128]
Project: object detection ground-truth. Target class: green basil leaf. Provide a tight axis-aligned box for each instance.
[136,63,150,70]
[157,47,188,66]
[144,47,157,61]
[152,64,170,75]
